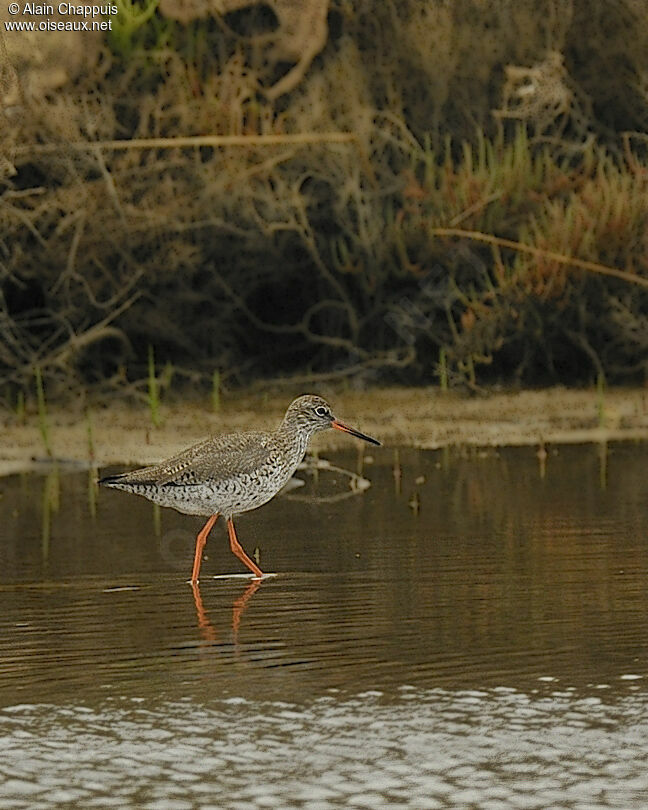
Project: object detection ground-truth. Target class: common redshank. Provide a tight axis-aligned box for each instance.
[99,395,380,582]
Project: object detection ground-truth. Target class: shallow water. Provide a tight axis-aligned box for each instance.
[1,443,648,808]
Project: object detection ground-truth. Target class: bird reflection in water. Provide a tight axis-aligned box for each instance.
[190,578,262,649]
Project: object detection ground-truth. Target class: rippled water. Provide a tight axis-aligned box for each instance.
[1,443,648,808]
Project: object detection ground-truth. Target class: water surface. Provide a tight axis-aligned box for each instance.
[1,443,648,807]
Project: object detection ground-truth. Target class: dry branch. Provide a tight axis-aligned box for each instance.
[14,133,358,155]
[431,228,648,291]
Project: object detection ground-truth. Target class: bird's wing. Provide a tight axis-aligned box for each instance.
[115,431,277,487]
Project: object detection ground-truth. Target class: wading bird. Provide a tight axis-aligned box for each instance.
[99,395,380,582]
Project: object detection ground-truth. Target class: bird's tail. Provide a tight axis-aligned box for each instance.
[98,472,129,488]
[98,467,159,489]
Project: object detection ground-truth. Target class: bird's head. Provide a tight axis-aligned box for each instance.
[283,394,381,445]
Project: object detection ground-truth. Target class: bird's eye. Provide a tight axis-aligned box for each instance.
[315,406,329,417]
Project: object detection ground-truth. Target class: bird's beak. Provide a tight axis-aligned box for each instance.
[331,419,381,446]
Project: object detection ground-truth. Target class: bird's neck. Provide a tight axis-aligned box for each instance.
[275,420,313,459]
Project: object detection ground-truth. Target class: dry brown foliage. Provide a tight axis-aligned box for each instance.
[1,0,648,402]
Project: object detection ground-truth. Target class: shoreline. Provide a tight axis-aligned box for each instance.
[1,386,648,476]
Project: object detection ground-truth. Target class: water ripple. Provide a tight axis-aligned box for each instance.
[1,687,648,809]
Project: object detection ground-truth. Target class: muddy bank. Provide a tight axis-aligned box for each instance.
[1,386,648,476]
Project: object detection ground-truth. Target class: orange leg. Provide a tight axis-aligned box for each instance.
[227,517,264,578]
[191,513,219,583]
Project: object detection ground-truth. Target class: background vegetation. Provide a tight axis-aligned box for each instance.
[1,0,647,406]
